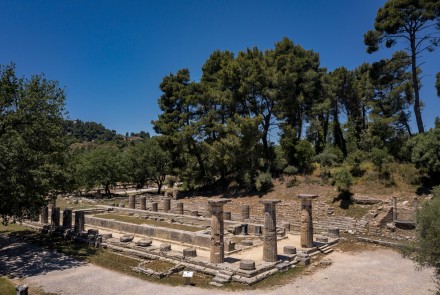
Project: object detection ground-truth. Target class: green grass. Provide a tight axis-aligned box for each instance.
[0,277,15,295]
[96,214,202,232]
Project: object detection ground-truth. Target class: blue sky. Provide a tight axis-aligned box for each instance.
[1,0,438,135]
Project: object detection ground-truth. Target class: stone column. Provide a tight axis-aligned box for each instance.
[151,202,158,212]
[261,200,281,262]
[128,195,136,209]
[208,199,231,264]
[241,205,250,220]
[62,208,73,228]
[74,211,85,233]
[140,196,146,210]
[413,196,418,212]
[163,198,171,213]
[392,196,397,221]
[40,206,49,224]
[16,284,28,295]
[51,207,60,227]
[176,202,184,215]
[298,194,318,248]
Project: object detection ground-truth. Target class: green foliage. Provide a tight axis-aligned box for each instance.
[0,64,67,224]
[346,150,367,176]
[371,147,393,172]
[294,140,315,174]
[364,0,440,133]
[74,144,123,195]
[123,138,171,193]
[255,172,273,192]
[405,192,440,291]
[332,167,353,193]
[63,119,123,143]
[283,165,298,176]
[410,128,440,178]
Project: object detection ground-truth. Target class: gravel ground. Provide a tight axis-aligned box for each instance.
[20,248,437,295]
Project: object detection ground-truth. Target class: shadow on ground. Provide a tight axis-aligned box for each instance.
[0,233,85,278]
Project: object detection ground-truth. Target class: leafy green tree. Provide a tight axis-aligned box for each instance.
[75,144,123,195]
[404,187,440,293]
[0,64,67,224]
[364,0,440,133]
[409,127,440,179]
[124,138,171,194]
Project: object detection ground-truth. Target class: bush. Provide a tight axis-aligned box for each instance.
[332,168,353,193]
[371,148,393,172]
[255,172,273,192]
[283,165,298,175]
[346,150,367,176]
[405,194,440,291]
[285,176,299,188]
[410,128,440,179]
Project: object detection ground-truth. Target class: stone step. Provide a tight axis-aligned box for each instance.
[213,273,232,284]
[209,281,224,287]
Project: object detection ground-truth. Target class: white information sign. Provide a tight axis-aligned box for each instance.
[182,271,194,278]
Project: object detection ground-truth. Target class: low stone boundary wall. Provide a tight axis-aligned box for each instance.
[85,216,211,248]
[357,237,403,249]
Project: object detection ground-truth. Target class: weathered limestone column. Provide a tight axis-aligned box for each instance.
[40,206,49,224]
[176,202,184,215]
[241,205,250,220]
[74,210,85,233]
[208,199,231,264]
[392,196,397,221]
[163,198,171,213]
[62,208,73,228]
[298,194,318,248]
[128,195,136,209]
[413,196,418,212]
[151,202,158,212]
[140,196,147,210]
[51,207,60,227]
[261,200,281,262]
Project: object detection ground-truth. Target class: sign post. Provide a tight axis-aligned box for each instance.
[182,271,193,286]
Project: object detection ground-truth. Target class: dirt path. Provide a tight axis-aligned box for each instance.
[19,248,436,295]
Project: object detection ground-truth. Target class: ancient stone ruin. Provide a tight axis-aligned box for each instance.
[22,192,341,287]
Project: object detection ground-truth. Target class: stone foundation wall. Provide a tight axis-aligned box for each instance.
[85,216,211,248]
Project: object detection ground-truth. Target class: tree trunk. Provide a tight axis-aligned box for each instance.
[410,31,424,133]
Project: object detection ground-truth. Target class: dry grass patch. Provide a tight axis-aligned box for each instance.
[96,214,202,232]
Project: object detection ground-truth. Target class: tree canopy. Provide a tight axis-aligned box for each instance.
[0,64,67,224]
[364,0,440,133]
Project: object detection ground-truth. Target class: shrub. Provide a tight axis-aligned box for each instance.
[346,150,367,176]
[283,165,298,175]
[410,128,440,179]
[255,172,273,192]
[332,168,353,193]
[371,148,393,172]
[286,176,299,188]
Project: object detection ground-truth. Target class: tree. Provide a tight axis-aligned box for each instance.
[404,188,440,292]
[124,138,171,194]
[75,144,123,195]
[436,72,440,96]
[0,64,67,224]
[364,0,440,133]
[409,127,440,179]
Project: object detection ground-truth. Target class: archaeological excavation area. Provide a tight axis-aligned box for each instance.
[24,193,341,287]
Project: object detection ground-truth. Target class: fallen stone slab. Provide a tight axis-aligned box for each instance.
[120,235,134,242]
